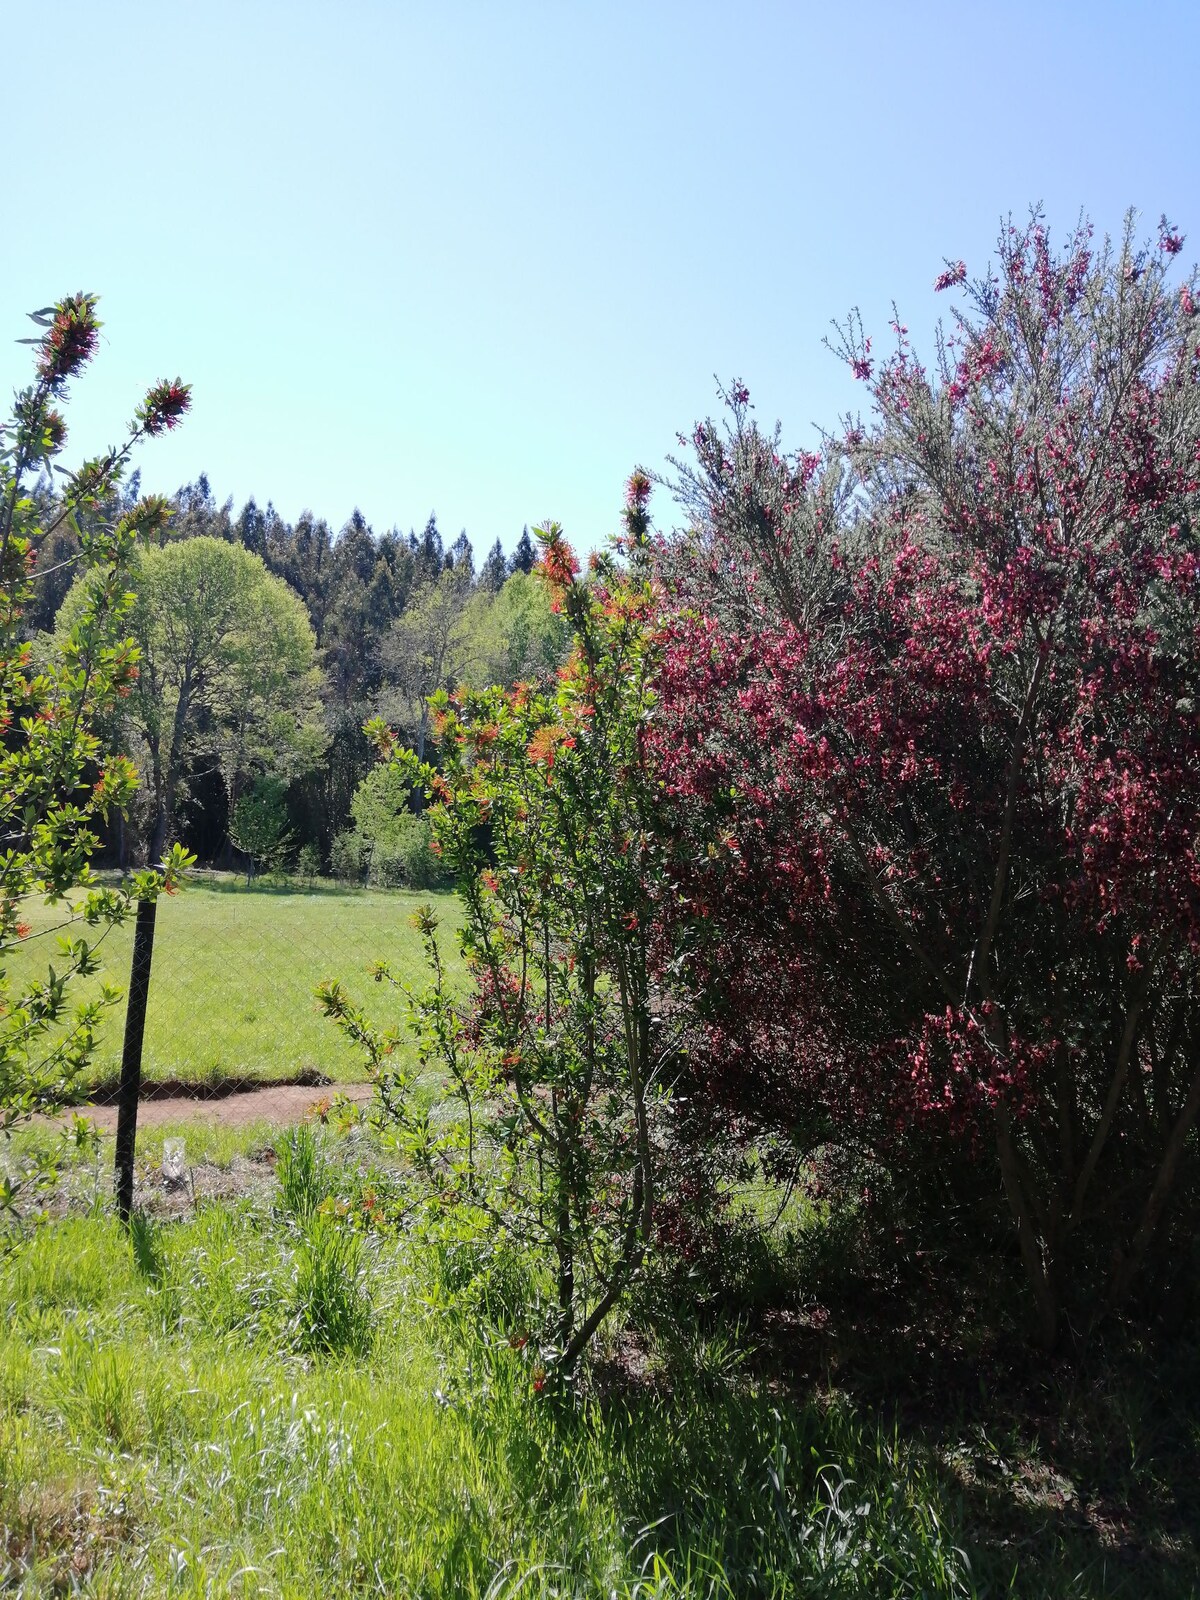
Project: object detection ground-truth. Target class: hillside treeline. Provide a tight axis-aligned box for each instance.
[31,473,566,878]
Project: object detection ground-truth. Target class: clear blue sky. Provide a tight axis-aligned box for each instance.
[5,1,1197,557]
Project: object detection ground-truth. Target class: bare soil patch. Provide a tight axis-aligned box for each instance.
[73,1079,375,1133]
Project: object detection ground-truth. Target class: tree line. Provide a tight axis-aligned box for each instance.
[32,478,564,879]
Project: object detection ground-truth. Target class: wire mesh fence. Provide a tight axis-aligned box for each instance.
[15,869,460,1217]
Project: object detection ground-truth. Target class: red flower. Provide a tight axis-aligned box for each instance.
[539,538,579,590]
[527,724,569,769]
[626,467,652,508]
[139,378,192,436]
[38,293,100,385]
[934,261,967,291]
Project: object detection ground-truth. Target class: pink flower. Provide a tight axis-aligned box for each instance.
[934,260,967,292]
[626,467,652,508]
[1159,217,1185,256]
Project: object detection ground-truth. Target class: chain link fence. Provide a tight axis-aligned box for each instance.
[38,869,455,1216]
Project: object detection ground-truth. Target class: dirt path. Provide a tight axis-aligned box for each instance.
[75,1080,375,1133]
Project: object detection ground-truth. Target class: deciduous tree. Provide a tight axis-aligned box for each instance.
[58,536,324,860]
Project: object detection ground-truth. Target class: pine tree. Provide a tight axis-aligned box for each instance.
[509,525,535,575]
[448,529,474,576]
[479,537,506,591]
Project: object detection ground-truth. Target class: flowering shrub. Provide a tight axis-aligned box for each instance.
[0,295,192,1233]
[321,486,674,1374]
[653,214,1200,1344]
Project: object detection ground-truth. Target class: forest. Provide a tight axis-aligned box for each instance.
[31,468,567,883]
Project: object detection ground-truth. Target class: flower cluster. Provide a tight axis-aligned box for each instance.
[1159,216,1185,255]
[37,293,100,386]
[534,524,580,612]
[138,378,192,436]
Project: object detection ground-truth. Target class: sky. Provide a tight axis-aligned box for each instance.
[4,0,1198,559]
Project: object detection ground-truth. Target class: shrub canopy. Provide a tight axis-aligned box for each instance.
[652,214,1200,1342]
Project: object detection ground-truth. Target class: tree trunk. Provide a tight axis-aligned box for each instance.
[995,1109,1059,1349]
[150,801,168,866]
[1110,1058,1200,1304]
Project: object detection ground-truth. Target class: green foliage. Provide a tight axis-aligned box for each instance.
[56,533,325,859]
[349,756,413,841]
[229,774,293,880]
[367,812,445,888]
[458,568,569,689]
[323,504,672,1375]
[346,759,452,888]
[379,566,472,760]
[0,294,192,1247]
[329,827,365,882]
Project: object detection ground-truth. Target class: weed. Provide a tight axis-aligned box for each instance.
[291,1212,372,1356]
[276,1124,337,1223]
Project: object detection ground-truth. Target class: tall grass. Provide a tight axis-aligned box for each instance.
[0,1202,984,1599]
[5,1170,1191,1598]
[3,1117,1196,1598]
[276,1123,338,1221]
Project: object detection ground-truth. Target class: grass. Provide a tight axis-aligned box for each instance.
[0,1185,973,1598]
[2,1128,1197,1598]
[3,882,1197,1596]
[4,875,463,1091]
[6,1116,281,1179]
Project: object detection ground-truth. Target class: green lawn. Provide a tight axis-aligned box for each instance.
[4,876,463,1090]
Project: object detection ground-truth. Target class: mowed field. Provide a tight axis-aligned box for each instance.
[5,877,463,1091]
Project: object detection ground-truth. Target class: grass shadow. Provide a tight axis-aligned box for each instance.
[611,1202,1200,1598]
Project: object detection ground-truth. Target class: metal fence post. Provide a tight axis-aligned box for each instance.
[114,896,158,1223]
